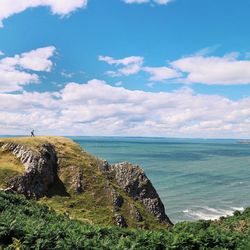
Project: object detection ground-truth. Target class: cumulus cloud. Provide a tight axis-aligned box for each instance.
[102,52,250,85]
[123,0,172,5]
[99,55,180,81]
[171,53,250,85]
[99,55,144,76]
[143,66,181,81]
[0,0,88,27]
[0,46,56,92]
[1,79,250,138]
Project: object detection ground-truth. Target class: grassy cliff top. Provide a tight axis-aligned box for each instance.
[0,136,169,230]
[0,136,82,155]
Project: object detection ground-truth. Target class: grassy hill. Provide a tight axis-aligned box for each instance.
[0,136,171,230]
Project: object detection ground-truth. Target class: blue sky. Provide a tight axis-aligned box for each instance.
[0,0,250,138]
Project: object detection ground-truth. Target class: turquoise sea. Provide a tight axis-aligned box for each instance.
[71,137,250,223]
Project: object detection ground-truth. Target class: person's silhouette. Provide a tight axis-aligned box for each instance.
[31,130,35,137]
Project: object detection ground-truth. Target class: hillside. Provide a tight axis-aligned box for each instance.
[0,191,249,249]
[0,136,172,230]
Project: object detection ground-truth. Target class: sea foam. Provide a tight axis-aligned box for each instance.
[183,206,244,221]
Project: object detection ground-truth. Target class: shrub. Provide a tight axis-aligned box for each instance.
[0,192,249,250]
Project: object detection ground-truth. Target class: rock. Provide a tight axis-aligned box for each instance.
[113,193,124,208]
[114,213,127,228]
[1,187,14,194]
[110,187,124,210]
[106,162,172,225]
[76,169,84,194]
[99,160,110,172]
[1,139,173,228]
[1,143,58,198]
[68,166,84,194]
[130,205,143,222]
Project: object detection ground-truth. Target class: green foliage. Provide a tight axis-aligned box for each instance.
[0,192,249,249]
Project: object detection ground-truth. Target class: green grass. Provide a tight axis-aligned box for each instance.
[0,192,250,249]
[0,151,24,188]
[0,136,166,230]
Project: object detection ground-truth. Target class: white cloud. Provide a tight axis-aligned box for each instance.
[143,66,181,81]
[18,46,56,71]
[99,52,250,85]
[0,0,88,27]
[61,71,74,79]
[0,46,56,92]
[123,0,172,5]
[171,53,250,85]
[1,79,250,138]
[99,55,144,76]
[0,51,4,56]
[0,73,38,93]
[154,0,172,4]
[194,45,221,57]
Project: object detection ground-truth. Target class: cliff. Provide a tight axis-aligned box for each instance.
[0,136,172,229]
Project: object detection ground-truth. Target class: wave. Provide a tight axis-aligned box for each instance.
[183,206,244,221]
[230,181,246,187]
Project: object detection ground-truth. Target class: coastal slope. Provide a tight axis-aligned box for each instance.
[0,136,172,229]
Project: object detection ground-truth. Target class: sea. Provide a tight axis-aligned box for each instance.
[2,135,249,223]
[71,136,250,224]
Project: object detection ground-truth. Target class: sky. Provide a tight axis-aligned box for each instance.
[0,0,250,138]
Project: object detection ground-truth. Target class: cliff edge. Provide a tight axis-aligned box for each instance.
[0,136,172,229]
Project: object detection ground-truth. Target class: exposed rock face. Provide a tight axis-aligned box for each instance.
[0,139,172,228]
[76,169,84,194]
[130,205,143,222]
[114,213,127,228]
[110,187,124,211]
[1,143,58,198]
[101,161,172,226]
[68,165,84,194]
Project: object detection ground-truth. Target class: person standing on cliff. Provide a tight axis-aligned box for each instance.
[31,130,35,137]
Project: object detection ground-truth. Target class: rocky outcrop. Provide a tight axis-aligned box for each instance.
[68,165,84,194]
[1,143,58,198]
[114,213,127,228]
[110,187,124,210]
[100,161,172,226]
[76,169,84,194]
[130,205,143,222]
[0,138,172,228]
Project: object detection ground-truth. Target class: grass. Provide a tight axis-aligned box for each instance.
[0,136,166,230]
[0,151,24,188]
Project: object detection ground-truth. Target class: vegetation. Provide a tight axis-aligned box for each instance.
[0,151,24,189]
[0,192,249,249]
[1,137,250,249]
[0,137,166,230]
